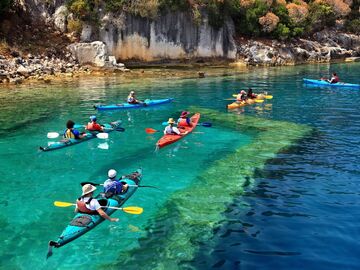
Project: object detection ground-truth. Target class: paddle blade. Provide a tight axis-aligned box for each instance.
[97,133,109,139]
[115,127,125,132]
[232,94,237,97]
[265,95,273,99]
[162,122,168,126]
[122,206,143,214]
[54,201,75,207]
[200,122,212,127]
[255,99,264,103]
[145,128,158,134]
[47,132,60,139]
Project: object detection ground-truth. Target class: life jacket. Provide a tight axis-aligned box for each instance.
[165,125,178,135]
[76,197,98,215]
[332,76,339,83]
[64,129,75,139]
[127,95,135,103]
[178,118,191,127]
[86,122,102,131]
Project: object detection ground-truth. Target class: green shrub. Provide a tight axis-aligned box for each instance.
[237,0,268,36]
[346,19,360,34]
[274,23,290,39]
[307,2,336,33]
[67,18,83,34]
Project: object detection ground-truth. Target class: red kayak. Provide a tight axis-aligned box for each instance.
[156,113,201,148]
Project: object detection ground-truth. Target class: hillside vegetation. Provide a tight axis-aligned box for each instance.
[64,0,360,39]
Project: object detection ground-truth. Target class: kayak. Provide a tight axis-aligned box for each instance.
[94,98,174,111]
[156,113,200,148]
[227,101,247,110]
[40,120,122,152]
[47,169,142,256]
[303,78,360,88]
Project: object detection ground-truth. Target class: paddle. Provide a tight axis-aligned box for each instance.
[161,122,212,127]
[54,201,143,214]
[232,94,273,99]
[145,128,159,134]
[225,98,264,103]
[46,127,124,139]
[46,132,109,139]
[80,181,160,190]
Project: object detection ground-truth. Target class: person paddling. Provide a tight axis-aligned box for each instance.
[76,184,119,222]
[177,111,193,127]
[127,90,147,106]
[103,169,129,198]
[64,120,86,139]
[247,88,257,99]
[328,73,339,84]
[86,115,104,132]
[164,118,188,135]
[236,90,247,104]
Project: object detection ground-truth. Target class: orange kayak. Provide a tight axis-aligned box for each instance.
[156,113,201,148]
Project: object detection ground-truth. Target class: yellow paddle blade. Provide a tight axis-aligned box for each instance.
[232,94,237,97]
[255,99,264,103]
[265,95,273,99]
[54,201,75,207]
[122,206,143,214]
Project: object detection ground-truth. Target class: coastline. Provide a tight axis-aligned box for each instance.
[0,57,359,89]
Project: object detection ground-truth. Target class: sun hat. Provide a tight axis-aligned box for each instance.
[130,91,135,94]
[168,118,175,124]
[240,90,246,94]
[90,115,97,121]
[82,184,97,196]
[108,169,117,179]
[180,111,190,117]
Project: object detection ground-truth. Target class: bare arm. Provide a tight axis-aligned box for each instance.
[97,208,119,222]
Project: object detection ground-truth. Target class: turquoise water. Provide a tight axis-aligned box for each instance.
[0,62,360,269]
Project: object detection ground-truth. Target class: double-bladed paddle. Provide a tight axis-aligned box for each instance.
[53,201,143,214]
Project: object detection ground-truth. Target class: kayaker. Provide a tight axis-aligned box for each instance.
[236,90,247,103]
[103,169,129,198]
[328,73,339,84]
[64,120,86,139]
[177,111,193,127]
[127,90,147,106]
[76,184,119,222]
[164,118,188,135]
[247,88,257,99]
[86,115,104,132]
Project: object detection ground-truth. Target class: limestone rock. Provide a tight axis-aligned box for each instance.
[68,41,107,67]
[53,6,68,32]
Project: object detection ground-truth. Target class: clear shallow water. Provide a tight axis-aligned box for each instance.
[0,62,360,269]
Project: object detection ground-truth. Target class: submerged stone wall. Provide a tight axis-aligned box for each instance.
[106,107,314,269]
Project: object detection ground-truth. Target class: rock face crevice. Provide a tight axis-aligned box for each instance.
[94,11,237,61]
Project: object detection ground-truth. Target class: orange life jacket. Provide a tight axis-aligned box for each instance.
[86,122,102,131]
[76,198,98,215]
[178,118,191,127]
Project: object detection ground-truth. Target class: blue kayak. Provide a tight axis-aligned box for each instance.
[47,169,142,257]
[303,78,360,88]
[94,98,174,111]
[40,120,123,152]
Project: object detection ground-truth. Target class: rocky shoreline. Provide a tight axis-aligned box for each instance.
[0,29,359,86]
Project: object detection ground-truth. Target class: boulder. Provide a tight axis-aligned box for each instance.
[68,41,107,67]
[53,6,68,32]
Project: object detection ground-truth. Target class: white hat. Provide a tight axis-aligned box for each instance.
[82,184,96,196]
[108,169,117,179]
